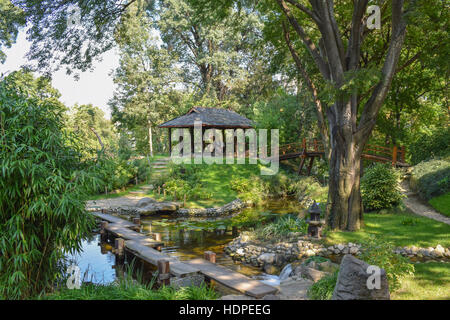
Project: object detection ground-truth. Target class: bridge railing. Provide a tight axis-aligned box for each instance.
[279,139,407,166]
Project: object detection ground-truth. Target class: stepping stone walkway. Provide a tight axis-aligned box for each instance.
[151,157,171,177]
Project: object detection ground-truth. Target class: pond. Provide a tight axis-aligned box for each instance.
[71,198,304,287]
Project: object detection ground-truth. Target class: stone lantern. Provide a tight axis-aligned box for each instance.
[307,201,324,239]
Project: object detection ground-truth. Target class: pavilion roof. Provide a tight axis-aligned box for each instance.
[158,107,254,129]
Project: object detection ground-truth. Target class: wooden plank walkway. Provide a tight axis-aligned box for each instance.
[105,224,164,247]
[91,212,137,228]
[184,259,278,298]
[92,211,277,297]
[125,240,200,278]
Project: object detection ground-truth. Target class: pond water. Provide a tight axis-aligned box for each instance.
[72,198,304,287]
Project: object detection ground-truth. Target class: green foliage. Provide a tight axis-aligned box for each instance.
[360,236,415,292]
[230,176,268,205]
[66,104,118,159]
[40,281,218,300]
[400,217,420,226]
[0,75,95,299]
[429,192,450,217]
[253,91,317,146]
[410,159,450,200]
[253,214,307,242]
[361,164,403,211]
[159,163,213,201]
[307,271,339,300]
[83,154,137,195]
[0,0,26,63]
[410,127,450,165]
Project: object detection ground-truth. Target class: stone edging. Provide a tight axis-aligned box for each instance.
[224,236,450,269]
[176,199,251,217]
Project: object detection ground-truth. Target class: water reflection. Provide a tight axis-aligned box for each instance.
[72,198,303,284]
[67,234,118,284]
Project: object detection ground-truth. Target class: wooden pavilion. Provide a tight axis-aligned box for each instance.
[158,107,254,155]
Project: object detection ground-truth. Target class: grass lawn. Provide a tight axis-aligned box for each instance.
[429,192,450,217]
[392,262,450,300]
[323,210,450,248]
[87,183,150,201]
[147,162,270,208]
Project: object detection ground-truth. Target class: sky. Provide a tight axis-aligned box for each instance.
[0,29,119,119]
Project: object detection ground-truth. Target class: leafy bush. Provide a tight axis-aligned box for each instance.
[360,236,415,292]
[410,159,450,200]
[83,154,137,195]
[409,127,450,165]
[361,163,403,211]
[253,214,307,241]
[0,77,95,299]
[159,164,213,201]
[307,271,339,300]
[230,176,268,205]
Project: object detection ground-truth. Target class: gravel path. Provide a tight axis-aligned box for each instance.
[400,180,450,225]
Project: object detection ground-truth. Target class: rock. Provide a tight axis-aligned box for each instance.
[278,278,313,300]
[220,295,256,300]
[349,246,359,255]
[305,249,316,257]
[263,264,280,275]
[332,255,390,300]
[136,197,157,208]
[258,253,276,264]
[300,266,329,283]
[137,201,179,215]
[434,245,445,257]
[337,244,345,251]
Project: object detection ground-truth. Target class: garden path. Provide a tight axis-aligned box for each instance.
[400,180,450,225]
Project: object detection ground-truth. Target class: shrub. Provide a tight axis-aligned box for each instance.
[307,271,339,300]
[361,163,403,211]
[410,159,450,200]
[359,236,415,292]
[253,214,307,241]
[409,127,450,165]
[0,78,94,299]
[230,176,268,205]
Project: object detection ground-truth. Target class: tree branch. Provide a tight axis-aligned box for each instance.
[276,0,330,80]
[357,0,407,141]
[282,22,330,160]
[285,0,321,24]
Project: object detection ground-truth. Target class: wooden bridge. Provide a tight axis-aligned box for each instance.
[278,138,409,176]
[91,211,278,298]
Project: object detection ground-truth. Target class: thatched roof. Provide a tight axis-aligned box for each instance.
[158,107,254,129]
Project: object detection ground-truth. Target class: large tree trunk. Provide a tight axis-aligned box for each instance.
[327,135,364,231]
[277,0,407,231]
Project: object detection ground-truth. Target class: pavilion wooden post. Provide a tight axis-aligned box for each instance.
[190,127,194,155]
[157,259,171,286]
[168,128,172,155]
[204,251,216,264]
